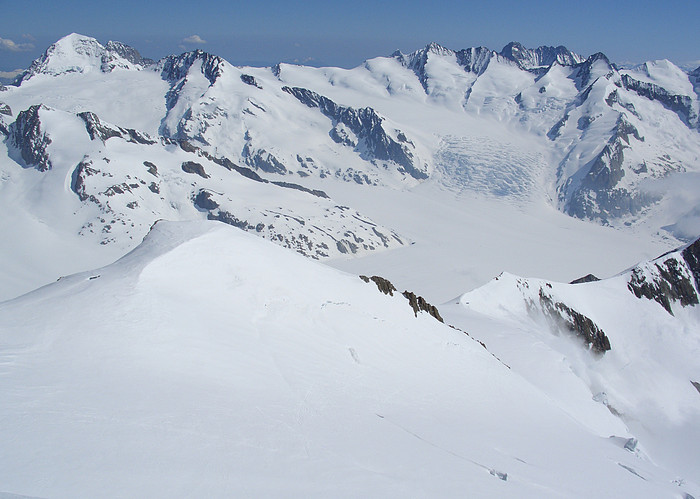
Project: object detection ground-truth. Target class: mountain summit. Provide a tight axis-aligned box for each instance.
[14,33,150,84]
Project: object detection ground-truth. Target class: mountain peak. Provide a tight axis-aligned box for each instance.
[500,41,584,69]
[14,33,147,85]
[424,41,453,56]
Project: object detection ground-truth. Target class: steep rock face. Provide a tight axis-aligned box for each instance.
[282,86,427,179]
[105,40,153,68]
[627,237,700,314]
[570,52,615,90]
[535,287,611,353]
[14,34,147,84]
[359,275,444,322]
[454,46,494,75]
[500,42,584,70]
[621,74,697,128]
[691,66,700,95]
[393,42,455,90]
[562,116,651,221]
[8,105,52,171]
[159,50,225,88]
[78,111,155,144]
[510,277,612,354]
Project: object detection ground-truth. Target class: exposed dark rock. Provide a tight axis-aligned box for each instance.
[621,74,697,128]
[271,181,329,199]
[360,275,397,296]
[402,290,444,322]
[240,74,262,88]
[8,104,52,171]
[537,288,611,354]
[148,182,159,193]
[105,40,154,67]
[547,114,568,140]
[159,50,225,113]
[78,111,156,144]
[570,52,614,90]
[681,238,700,292]
[178,140,198,153]
[563,116,653,221]
[455,46,493,75]
[692,381,700,395]
[0,102,11,116]
[143,161,158,176]
[78,111,121,141]
[358,275,443,322]
[159,49,224,86]
[242,144,287,174]
[570,274,601,284]
[500,42,582,70]
[393,42,455,91]
[181,161,209,178]
[627,247,700,315]
[71,160,99,202]
[330,124,357,147]
[282,86,427,180]
[190,145,267,182]
[193,190,219,210]
[208,210,249,229]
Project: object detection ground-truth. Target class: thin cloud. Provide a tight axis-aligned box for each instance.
[182,35,207,45]
[22,33,36,41]
[0,37,34,52]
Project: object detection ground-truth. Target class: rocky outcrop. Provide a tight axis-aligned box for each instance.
[562,116,652,221]
[621,74,697,128]
[500,42,584,70]
[193,190,219,210]
[360,275,397,296]
[242,143,287,174]
[536,288,611,354]
[71,159,99,202]
[455,46,494,75]
[0,102,11,116]
[8,105,53,171]
[282,86,426,179]
[570,274,601,284]
[270,181,329,199]
[181,161,209,178]
[394,42,455,90]
[403,290,444,322]
[105,41,154,68]
[571,52,615,90]
[159,49,225,86]
[240,74,262,89]
[159,50,227,116]
[627,239,700,314]
[78,111,156,144]
[359,274,444,322]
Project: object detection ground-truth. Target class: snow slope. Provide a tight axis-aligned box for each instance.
[0,220,696,498]
[443,239,700,484]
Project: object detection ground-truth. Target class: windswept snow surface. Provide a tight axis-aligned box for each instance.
[0,221,696,498]
[441,252,700,486]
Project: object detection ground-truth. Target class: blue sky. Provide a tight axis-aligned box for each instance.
[1,0,699,74]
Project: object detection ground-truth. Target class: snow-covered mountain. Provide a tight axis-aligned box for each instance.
[0,220,698,498]
[442,236,700,486]
[1,32,698,298]
[2,34,700,497]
